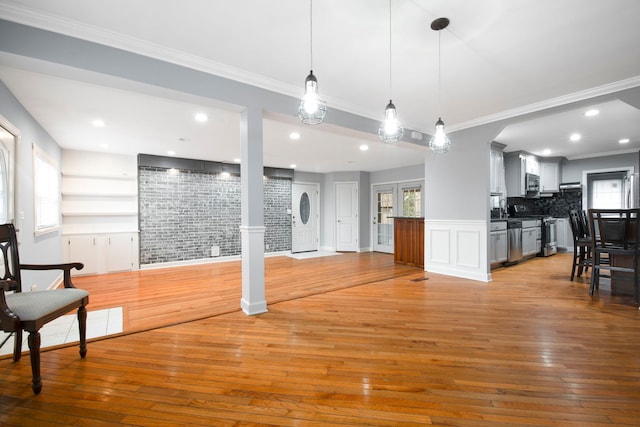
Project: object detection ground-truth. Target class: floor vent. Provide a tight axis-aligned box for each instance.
[410,277,429,282]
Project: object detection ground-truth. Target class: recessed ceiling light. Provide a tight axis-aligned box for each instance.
[92,119,105,127]
[542,149,551,155]
[359,144,369,151]
[233,158,241,163]
[570,133,581,142]
[619,138,630,144]
[584,109,599,117]
[167,150,176,156]
[290,164,297,169]
[194,113,208,122]
[289,132,301,140]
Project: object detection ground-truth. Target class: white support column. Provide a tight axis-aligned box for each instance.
[239,106,267,315]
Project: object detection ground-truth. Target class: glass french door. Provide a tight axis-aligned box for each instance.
[373,186,395,253]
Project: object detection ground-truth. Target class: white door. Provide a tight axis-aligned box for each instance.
[372,185,395,253]
[336,182,358,252]
[291,183,319,253]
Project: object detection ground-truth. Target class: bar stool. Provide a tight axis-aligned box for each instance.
[568,209,591,280]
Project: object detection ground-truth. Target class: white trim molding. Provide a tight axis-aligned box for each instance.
[425,219,490,282]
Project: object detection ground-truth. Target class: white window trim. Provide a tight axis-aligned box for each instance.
[33,143,61,236]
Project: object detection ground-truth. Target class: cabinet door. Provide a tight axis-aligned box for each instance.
[495,231,508,262]
[107,233,134,272]
[490,151,497,193]
[556,218,573,251]
[522,229,538,256]
[541,162,559,192]
[490,231,508,264]
[66,235,98,275]
[489,233,498,264]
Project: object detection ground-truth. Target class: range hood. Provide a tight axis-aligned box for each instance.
[559,182,582,191]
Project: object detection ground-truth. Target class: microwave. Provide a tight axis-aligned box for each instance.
[525,173,540,192]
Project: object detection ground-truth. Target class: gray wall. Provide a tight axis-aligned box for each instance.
[0,79,63,289]
[562,152,639,182]
[425,123,504,221]
[370,163,424,184]
[139,166,291,264]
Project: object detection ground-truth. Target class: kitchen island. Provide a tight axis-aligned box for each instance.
[393,217,424,268]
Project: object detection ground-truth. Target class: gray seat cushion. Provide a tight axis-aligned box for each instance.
[5,289,89,321]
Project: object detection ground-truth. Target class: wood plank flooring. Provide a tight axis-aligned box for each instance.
[2,252,640,426]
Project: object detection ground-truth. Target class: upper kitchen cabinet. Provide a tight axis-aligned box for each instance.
[505,151,539,197]
[490,143,507,195]
[540,157,564,193]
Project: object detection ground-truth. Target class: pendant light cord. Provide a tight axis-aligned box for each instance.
[309,0,314,71]
[388,0,393,100]
[437,29,442,117]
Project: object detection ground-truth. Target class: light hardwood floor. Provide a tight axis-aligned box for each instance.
[2,252,640,426]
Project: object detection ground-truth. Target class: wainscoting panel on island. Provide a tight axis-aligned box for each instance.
[425,220,489,282]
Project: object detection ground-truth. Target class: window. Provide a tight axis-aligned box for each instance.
[33,144,60,234]
[587,171,627,209]
[402,186,422,217]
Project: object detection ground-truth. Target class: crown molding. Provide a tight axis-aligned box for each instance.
[449,75,640,133]
[566,147,640,161]
[0,3,298,96]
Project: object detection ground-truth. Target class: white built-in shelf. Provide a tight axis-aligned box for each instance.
[62,171,137,180]
[62,191,138,197]
[62,211,138,217]
[62,230,140,236]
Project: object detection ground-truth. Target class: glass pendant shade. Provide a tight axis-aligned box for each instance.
[378,100,404,144]
[428,117,451,154]
[297,70,327,125]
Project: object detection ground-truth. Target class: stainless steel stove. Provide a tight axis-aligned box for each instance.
[508,205,557,257]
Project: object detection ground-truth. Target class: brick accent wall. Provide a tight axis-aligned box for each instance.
[139,166,291,265]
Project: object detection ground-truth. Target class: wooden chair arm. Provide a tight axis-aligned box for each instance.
[20,263,84,289]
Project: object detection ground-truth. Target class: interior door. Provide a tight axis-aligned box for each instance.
[336,182,358,252]
[291,183,319,253]
[372,185,395,253]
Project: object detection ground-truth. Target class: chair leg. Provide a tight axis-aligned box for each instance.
[28,331,42,394]
[13,329,22,362]
[571,244,578,281]
[577,246,586,277]
[78,305,87,358]
[590,254,599,296]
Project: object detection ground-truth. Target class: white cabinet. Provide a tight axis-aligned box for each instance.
[64,232,139,276]
[490,231,508,265]
[522,220,539,257]
[490,222,508,267]
[556,218,572,252]
[524,156,539,175]
[66,235,99,275]
[490,148,506,194]
[540,159,562,193]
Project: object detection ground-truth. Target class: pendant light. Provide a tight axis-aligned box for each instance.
[428,17,451,154]
[378,0,403,144]
[297,0,327,125]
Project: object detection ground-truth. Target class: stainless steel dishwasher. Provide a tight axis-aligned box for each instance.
[507,219,523,263]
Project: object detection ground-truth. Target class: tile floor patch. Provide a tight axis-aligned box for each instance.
[0,307,123,356]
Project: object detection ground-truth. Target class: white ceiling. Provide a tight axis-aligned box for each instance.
[1,0,640,172]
